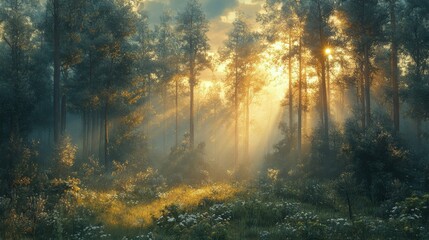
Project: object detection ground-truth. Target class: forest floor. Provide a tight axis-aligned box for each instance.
[79,183,240,229]
[66,178,427,240]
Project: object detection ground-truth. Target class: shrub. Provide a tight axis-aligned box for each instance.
[53,136,77,177]
[299,180,334,206]
[163,133,210,184]
[343,119,412,202]
[305,124,345,178]
[386,194,429,239]
[156,203,230,240]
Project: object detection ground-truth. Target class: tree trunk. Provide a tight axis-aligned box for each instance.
[190,64,195,149]
[303,67,308,140]
[163,87,167,152]
[339,76,345,120]
[326,57,331,116]
[53,0,61,144]
[234,56,239,168]
[364,45,371,127]
[175,77,179,149]
[99,110,104,161]
[244,86,250,163]
[94,110,99,159]
[346,191,353,220]
[317,0,329,153]
[359,61,366,129]
[147,75,151,141]
[190,83,195,148]
[390,0,400,133]
[87,50,93,156]
[416,119,422,145]
[92,110,98,157]
[61,95,66,135]
[82,111,87,158]
[0,114,3,143]
[88,110,93,155]
[104,101,109,169]
[86,110,91,157]
[321,57,329,153]
[288,35,293,131]
[319,73,324,126]
[213,101,218,161]
[297,38,302,160]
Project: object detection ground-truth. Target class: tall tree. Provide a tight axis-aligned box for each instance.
[303,0,334,153]
[0,0,48,140]
[259,0,295,134]
[176,0,211,149]
[220,13,259,166]
[99,0,137,168]
[154,10,181,149]
[0,0,50,183]
[339,0,387,128]
[259,0,303,159]
[66,0,137,167]
[283,0,307,160]
[134,6,156,143]
[401,0,429,142]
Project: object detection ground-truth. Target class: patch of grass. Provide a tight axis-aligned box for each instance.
[78,183,240,228]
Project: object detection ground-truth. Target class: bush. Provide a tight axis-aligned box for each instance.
[299,180,335,207]
[343,119,412,202]
[229,199,299,227]
[305,124,345,178]
[386,194,429,239]
[269,211,326,240]
[163,133,210,184]
[156,203,230,240]
[52,136,77,178]
[262,122,300,180]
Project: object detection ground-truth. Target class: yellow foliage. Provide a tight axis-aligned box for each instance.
[13,176,31,186]
[78,183,239,228]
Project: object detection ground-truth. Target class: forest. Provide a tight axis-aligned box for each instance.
[0,0,429,239]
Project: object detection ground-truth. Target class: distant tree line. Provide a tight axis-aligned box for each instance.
[0,0,428,193]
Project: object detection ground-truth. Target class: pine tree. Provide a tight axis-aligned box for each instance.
[339,0,387,128]
[389,0,400,133]
[66,0,138,167]
[401,0,429,142]
[220,13,260,166]
[0,0,48,139]
[154,10,181,150]
[0,0,50,176]
[176,0,211,149]
[303,0,335,153]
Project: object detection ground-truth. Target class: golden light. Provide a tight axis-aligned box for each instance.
[267,65,285,82]
[325,48,332,56]
[257,54,287,100]
[199,80,214,96]
[272,41,284,51]
[221,11,237,23]
[79,184,240,228]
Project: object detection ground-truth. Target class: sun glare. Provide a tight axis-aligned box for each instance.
[199,80,214,94]
[325,48,332,56]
